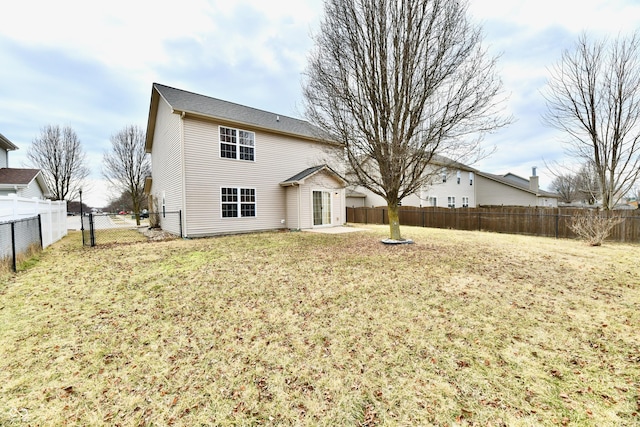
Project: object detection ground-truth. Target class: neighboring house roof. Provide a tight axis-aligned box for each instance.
[501,172,530,186]
[476,171,558,198]
[0,168,51,197]
[0,133,19,151]
[280,165,347,187]
[146,83,333,152]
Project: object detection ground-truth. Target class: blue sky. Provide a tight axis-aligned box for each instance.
[1,0,639,207]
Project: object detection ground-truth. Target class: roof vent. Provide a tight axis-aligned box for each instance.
[276,115,280,122]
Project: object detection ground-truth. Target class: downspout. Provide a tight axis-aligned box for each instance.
[180,111,188,237]
[297,183,302,230]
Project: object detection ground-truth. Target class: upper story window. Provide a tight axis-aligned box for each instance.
[469,172,474,185]
[220,126,255,161]
[457,171,461,184]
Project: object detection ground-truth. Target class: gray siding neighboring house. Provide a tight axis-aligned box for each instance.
[346,160,477,208]
[0,132,18,169]
[346,161,558,208]
[144,83,346,237]
[475,170,558,207]
[0,133,50,199]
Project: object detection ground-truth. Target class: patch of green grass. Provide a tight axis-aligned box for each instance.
[0,226,639,426]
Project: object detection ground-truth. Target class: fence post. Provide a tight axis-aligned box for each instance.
[555,209,559,239]
[90,213,96,247]
[37,214,43,249]
[10,222,16,272]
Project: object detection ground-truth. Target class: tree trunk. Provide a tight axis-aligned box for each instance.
[388,203,402,240]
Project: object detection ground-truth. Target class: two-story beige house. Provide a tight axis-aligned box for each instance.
[144,83,346,237]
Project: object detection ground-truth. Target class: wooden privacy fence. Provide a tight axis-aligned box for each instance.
[346,206,640,243]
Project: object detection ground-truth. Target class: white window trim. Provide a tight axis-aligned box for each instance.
[220,186,257,219]
[219,125,256,162]
[462,197,469,208]
[447,196,456,208]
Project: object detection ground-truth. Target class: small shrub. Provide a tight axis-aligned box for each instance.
[569,211,623,246]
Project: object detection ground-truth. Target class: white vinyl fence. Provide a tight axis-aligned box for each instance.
[0,194,67,248]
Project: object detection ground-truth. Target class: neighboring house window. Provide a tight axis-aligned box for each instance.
[469,172,474,186]
[462,197,469,208]
[428,196,437,207]
[457,171,461,184]
[442,171,447,183]
[219,126,255,161]
[447,196,455,208]
[221,187,256,218]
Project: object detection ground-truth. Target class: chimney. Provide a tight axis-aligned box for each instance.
[529,166,539,192]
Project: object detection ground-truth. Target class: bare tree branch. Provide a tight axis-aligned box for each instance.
[303,0,510,240]
[26,125,89,201]
[102,125,150,225]
[543,31,640,210]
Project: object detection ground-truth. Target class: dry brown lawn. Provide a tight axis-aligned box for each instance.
[0,225,638,426]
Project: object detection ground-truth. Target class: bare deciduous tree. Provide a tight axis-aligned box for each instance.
[550,174,579,204]
[27,125,89,201]
[574,161,601,205]
[543,31,640,210]
[103,125,150,225]
[303,0,509,240]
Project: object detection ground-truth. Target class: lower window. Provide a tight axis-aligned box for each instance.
[447,196,455,208]
[221,187,256,218]
[462,197,469,208]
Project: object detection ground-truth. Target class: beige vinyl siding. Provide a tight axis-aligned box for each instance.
[0,150,7,168]
[182,116,338,236]
[298,172,345,229]
[149,98,183,235]
[284,185,301,230]
[476,175,538,206]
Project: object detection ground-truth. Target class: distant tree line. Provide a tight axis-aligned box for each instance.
[26,124,150,222]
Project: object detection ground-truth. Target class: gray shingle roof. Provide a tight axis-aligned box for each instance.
[281,165,346,186]
[153,83,327,141]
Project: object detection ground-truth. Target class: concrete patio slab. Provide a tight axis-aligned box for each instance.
[304,226,368,234]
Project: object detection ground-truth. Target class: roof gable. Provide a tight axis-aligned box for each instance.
[0,168,51,197]
[281,165,346,186]
[146,83,333,152]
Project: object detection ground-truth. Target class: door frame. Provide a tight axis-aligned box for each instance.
[311,189,332,227]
